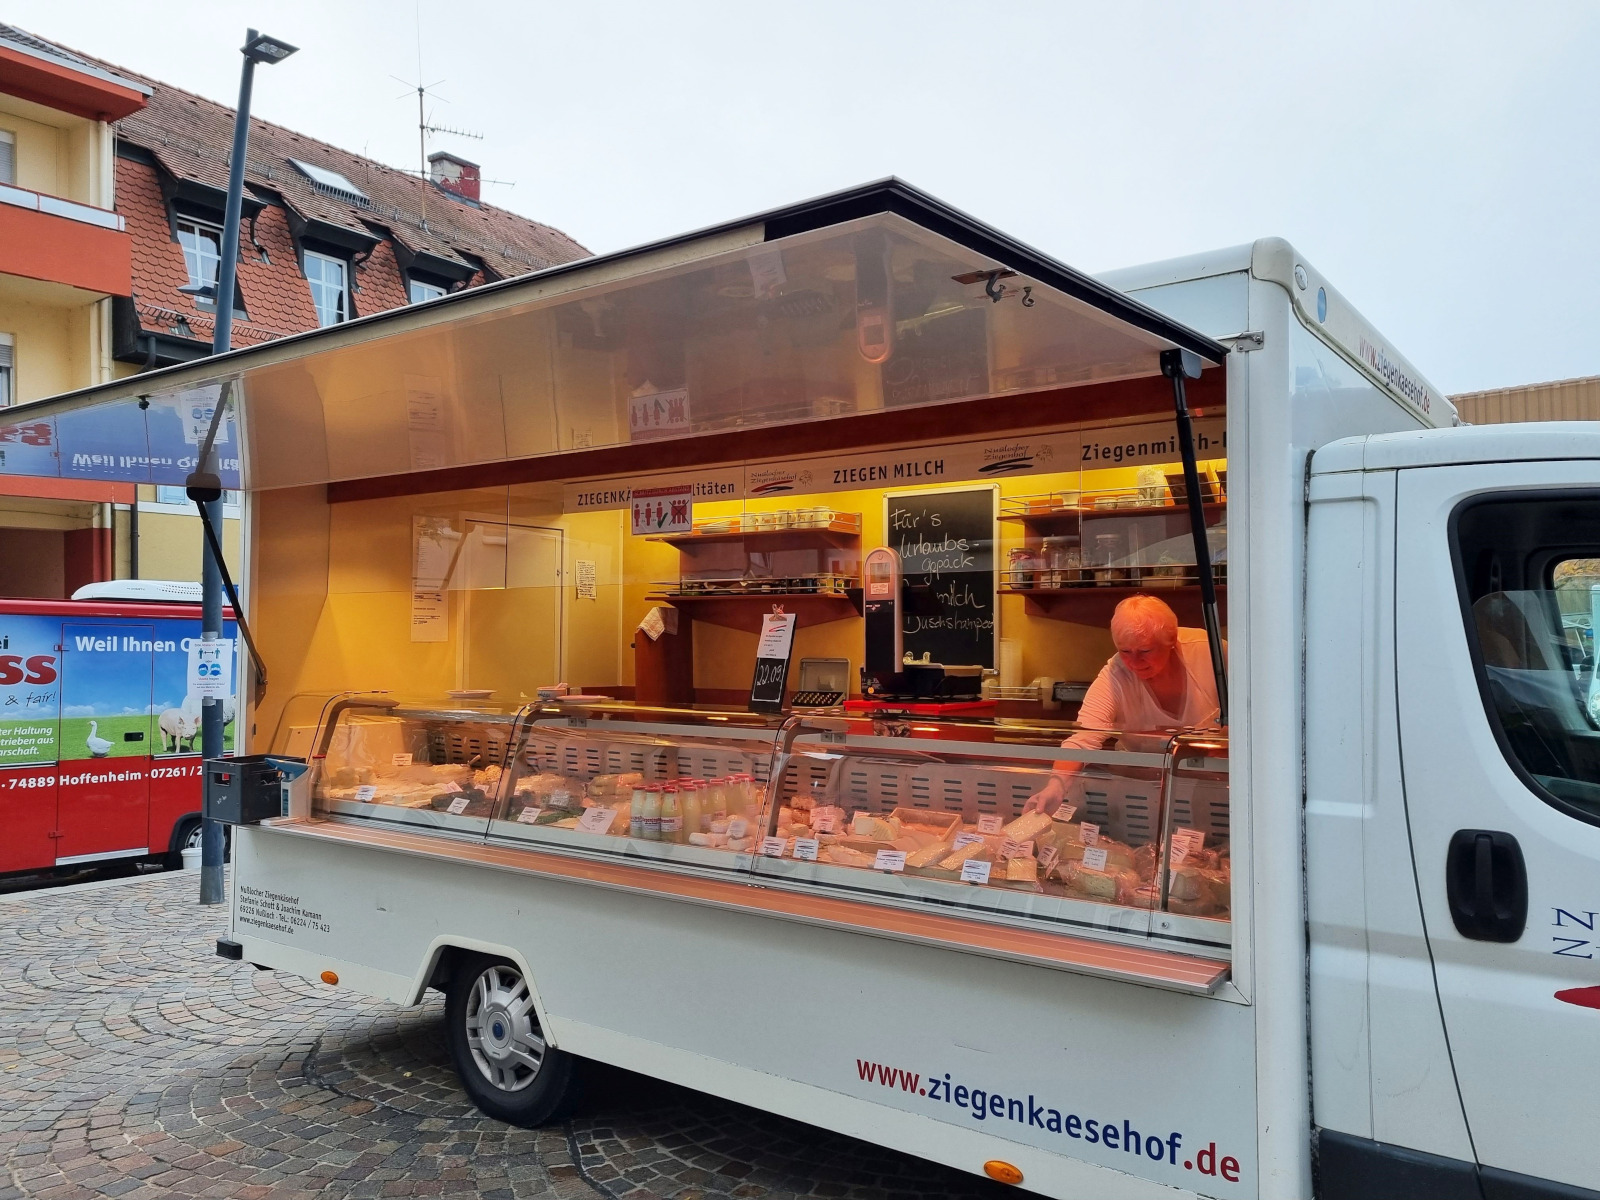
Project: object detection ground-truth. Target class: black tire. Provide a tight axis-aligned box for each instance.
[444,952,580,1127]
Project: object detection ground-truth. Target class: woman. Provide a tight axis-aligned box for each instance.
[1026,594,1225,812]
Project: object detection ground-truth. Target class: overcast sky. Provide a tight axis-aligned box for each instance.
[15,1,1598,394]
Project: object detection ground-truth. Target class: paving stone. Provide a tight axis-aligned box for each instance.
[1,872,1018,1200]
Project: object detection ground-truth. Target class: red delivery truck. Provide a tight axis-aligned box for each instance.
[0,581,237,876]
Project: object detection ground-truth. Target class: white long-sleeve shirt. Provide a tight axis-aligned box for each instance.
[1065,628,1226,751]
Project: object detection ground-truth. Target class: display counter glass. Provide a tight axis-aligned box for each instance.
[291,699,1230,953]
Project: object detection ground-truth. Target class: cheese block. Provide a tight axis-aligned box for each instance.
[939,841,992,870]
[823,845,876,867]
[906,841,952,868]
[1002,811,1053,843]
[851,812,896,842]
[1062,861,1120,900]
[1005,857,1039,882]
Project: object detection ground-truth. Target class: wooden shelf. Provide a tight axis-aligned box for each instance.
[1001,582,1227,626]
[648,590,864,633]
[1001,500,1226,537]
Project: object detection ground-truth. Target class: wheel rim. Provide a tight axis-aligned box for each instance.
[464,963,545,1092]
[182,823,202,852]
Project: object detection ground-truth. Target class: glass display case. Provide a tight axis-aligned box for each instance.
[296,699,1230,953]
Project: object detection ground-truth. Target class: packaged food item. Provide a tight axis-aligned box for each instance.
[659,787,683,843]
[588,773,643,801]
[906,841,953,869]
[1060,860,1134,901]
[939,840,994,871]
[641,788,662,840]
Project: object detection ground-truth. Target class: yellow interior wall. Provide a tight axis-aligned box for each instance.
[248,438,1226,731]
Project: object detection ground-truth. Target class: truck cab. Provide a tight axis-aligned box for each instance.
[1307,424,1600,1200]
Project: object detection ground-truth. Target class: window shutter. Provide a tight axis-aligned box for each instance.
[0,134,14,186]
[0,340,13,369]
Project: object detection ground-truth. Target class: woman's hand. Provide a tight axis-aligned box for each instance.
[1024,775,1065,814]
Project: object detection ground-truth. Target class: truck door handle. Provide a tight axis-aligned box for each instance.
[1446,829,1527,942]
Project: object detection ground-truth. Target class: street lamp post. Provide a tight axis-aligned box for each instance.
[191,28,296,906]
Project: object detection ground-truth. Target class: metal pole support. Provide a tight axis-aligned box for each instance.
[1160,347,1229,728]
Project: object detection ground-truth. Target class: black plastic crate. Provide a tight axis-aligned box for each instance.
[203,755,290,825]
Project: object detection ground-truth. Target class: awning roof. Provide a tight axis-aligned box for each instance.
[0,179,1226,493]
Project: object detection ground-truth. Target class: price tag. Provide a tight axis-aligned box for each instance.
[953,832,985,849]
[811,810,838,834]
[1038,843,1060,871]
[1082,846,1109,872]
[1000,838,1034,860]
[577,807,617,834]
[1080,822,1101,846]
[392,753,414,768]
[977,814,1003,834]
[550,789,575,808]
[792,837,819,861]
[760,836,787,858]
[446,795,471,815]
[353,785,376,802]
[873,849,907,873]
[1051,804,1078,823]
[515,806,542,825]
[1169,827,1205,865]
[440,781,462,793]
[960,859,993,885]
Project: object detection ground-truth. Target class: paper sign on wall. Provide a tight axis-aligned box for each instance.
[628,388,690,442]
[187,638,234,700]
[576,559,597,600]
[411,590,447,642]
[630,485,693,535]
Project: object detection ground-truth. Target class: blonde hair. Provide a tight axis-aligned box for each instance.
[1110,594,1179,649]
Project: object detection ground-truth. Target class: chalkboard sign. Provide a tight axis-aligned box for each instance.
[749,611,797,713]
[885,486,996,669]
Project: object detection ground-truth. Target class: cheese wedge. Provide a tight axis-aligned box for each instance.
[1005,857,1039,882]
[1002,812,1053,843]
[906,841,952,868]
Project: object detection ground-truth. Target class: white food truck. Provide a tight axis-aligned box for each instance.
[11,181,1597,1200]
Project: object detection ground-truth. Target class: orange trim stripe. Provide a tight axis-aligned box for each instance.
[268,819,1231,994]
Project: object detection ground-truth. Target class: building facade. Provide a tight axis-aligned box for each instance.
[0,25,587,596]
[1452,374,1600,425]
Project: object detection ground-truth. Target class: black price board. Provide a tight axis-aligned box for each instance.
[886,486,996,669]
[749,611,797,713]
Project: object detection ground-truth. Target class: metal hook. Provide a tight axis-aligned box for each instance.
[984,272,1007,303]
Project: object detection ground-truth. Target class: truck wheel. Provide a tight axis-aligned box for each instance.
[166,819,230,870]
[444,953,579,1127]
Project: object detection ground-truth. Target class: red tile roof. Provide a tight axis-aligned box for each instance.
[77,45,588,359]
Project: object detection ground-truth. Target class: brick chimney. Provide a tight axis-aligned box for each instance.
[427,151,480,203]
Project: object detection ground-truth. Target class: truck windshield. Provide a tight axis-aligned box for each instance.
[1456,494,1600,823]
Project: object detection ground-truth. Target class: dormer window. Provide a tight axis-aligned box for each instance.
[176,216,222,296]
[409,278,446,304]
[305,250,349,326]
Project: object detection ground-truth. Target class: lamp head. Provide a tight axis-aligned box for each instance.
[243,30,298,64]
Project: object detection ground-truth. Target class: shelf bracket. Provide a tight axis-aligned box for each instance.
[1160,349,1229,728]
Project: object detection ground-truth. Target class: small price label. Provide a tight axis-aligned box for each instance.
[392,753,414,768]
[1170,827,1205,864]
[1052,804,1078,823]
[977,814,1003,834]
[1082,846,1109,872]
[550,789,575,808]
[792,837,819,861]
[1080,822,1101,846]
[446,795,471,815]
[811,810,838,834]
[1000,838,1034,860]
[953,832,985,849]
[960,859,993,885]
[440,781,462,793]
[515,806,542,825]
[873,849,907,873]
[760,836,787,858]
[1038,844,1060,871]
[353,785,376,802]
[577,807,617,834]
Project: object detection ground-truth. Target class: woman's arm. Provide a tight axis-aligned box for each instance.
[1024,665,1118,811]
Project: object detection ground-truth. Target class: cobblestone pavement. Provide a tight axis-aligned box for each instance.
[1,871,1019,1200]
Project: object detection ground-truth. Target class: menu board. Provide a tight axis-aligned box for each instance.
[886,486,996,669]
